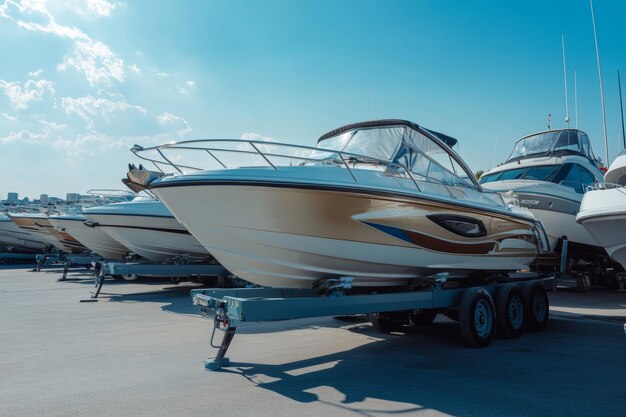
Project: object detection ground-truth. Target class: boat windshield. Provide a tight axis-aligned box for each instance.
[506,130,596,162]
[314,124,475,188]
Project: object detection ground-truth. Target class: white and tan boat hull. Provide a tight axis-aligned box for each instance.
[153,184,541,289]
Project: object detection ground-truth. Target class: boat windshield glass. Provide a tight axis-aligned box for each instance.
[314,127,403,161]
[506,130,594,161]
[315,125,474,187]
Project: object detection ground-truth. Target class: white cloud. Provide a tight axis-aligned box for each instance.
[81,0,117,17]
[28,69,44,77]
[62,95,146,129]
[0,118,64,144]
[2,113,18,122]
[157,71,169,77]
[186,80,195,87]
[57,40,125,86]
[157,112,192,137]
[0,78,55,110]
[1,0,125,86]
[128,63,141,75]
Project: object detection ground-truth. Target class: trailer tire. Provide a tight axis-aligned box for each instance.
[369,312,406,333]
[524,283,549,331]
[409,309,438,325]
[459,288,496,348]
[495,284,525,339]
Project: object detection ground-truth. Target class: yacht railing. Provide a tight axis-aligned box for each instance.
[586,182,625,191]
[130,139,509,205]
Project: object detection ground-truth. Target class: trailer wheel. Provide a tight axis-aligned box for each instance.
[459,288,496,348]
[409,309,438,325]
[524,283,549,331]
[369,312,407,333]
[495,284,525,339]
[122,273,138,281]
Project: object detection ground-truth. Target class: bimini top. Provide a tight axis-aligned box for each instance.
[314,119,476,187]
[318,119,458,148]
[506,129,598,164]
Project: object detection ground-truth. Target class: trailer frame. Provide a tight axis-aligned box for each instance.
[191,273,554,370]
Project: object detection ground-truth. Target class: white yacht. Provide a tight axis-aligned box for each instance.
[127,119,548,289]
[481,129,608,268]
[82,196,210,262]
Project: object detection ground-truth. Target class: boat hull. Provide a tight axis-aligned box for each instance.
[577,187,626,269]
[48,217,129,259]
[83,213,209,262]
[0,216,49,252]
[153,184,540,289]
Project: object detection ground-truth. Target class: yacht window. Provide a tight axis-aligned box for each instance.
[497,168,527,181]
[522,165,559,181]
[558,164,583,193]
[553,130,580,153]
[479,172,500,184]
[579,167,597,191]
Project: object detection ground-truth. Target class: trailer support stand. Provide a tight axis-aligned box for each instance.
[206,321,237,371]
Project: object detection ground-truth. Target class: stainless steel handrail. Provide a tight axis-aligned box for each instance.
[130,139,497,196]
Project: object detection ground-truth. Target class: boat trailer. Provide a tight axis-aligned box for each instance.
[191,273,554,371]
[84,260,227,302]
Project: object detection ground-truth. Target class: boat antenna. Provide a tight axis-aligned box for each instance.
[619,69,626,150]
[548,113,552,130]
[371,89,378,119]
[574,70,578,129]
[562,34,570,128]
[590,0,609,164]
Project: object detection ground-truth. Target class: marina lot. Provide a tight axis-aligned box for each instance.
[1,265,624,417]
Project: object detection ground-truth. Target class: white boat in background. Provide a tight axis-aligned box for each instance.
[8,212,78,252]
[577,151,626,270]
[82,196,210,262]
[48,213,130,259]
[481,129,611,267]
[128,119,548,289]
[0,213,49,252]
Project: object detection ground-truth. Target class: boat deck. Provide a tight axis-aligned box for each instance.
[1,265,624,417]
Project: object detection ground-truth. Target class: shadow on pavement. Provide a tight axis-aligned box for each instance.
[218,317,625,417]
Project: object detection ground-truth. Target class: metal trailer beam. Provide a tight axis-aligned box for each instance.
[0,252,38,264]
[85,261,226,301]
[35,253,62,271]
[58,254,103,281]
[192,275,554,370]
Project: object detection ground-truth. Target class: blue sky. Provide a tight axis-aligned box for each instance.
[1,0,626,198]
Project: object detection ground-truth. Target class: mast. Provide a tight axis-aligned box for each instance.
[562,34,570,127]
[575,70,578,129]
[590,0,609,164]
[617,70,626,150]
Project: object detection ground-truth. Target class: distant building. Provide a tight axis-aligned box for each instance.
[66,193,80,203]
[7,192,18,202]
[40,194,49,204]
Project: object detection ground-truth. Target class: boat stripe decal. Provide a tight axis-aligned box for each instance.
[362,221,496,255]
[95,224,191,235]
[149,179,534,223]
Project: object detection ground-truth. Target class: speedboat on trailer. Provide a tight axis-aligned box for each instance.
[577,151,626,271]
[48,213,130,259]
[128,119,549,289]
[479,129,621,280]
[82,196,210,262]
[8,212,88,253]
[0,213,49,252]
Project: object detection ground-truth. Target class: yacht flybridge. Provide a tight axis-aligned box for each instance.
[127,119,548,289]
